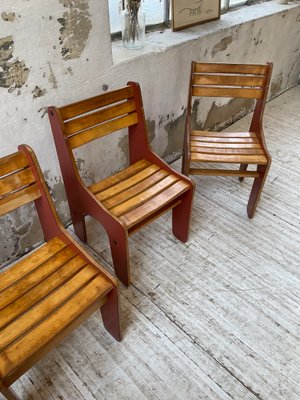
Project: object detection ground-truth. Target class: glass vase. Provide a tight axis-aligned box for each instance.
[121,7,145,49]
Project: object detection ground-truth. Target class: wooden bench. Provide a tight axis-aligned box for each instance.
[182,62,273,218]
[0,145,121,400]
[48,82,194,286]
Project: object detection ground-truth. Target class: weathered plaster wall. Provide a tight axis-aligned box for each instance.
[1,1,300,266]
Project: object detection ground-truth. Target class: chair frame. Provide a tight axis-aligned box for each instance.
[48,82,194,286]
[182,61,273,218]
[0,145,121,400]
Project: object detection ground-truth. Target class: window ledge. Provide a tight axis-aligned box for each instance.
[112,2,299,64]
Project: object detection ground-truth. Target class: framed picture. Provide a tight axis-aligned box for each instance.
[171,0,221,31]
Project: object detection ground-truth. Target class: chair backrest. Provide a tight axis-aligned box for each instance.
[0,150,41,217]
[0,146,62,241]
[191,62,272,100]
[53,85,140,150]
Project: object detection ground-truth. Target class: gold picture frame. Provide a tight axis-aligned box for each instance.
[171,0,221,31]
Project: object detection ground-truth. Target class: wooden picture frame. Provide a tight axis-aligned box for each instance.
[171,0,221,31]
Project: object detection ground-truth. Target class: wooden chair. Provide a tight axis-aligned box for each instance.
[48,82,194,286]
[182,62,273,218]
[0,145,121,400]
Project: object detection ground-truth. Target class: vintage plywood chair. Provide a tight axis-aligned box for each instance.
[48,82,194,286]
[182,62,273,218]
[0,145,121,400]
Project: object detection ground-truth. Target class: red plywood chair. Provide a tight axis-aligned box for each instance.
[182,62,272,218]
[48,82,194,286]
[0,146,121,400]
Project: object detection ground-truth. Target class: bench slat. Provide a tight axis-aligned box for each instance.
[192,74,266,87]
[191,131,256,138]
[0,152,28,177]
[0,184,41,217]
[191,153,267,164]
[190,141,261,149]
[192,86,264,99]
[190,147,264,155]
[194,63,268,75]
[0,168,36,197]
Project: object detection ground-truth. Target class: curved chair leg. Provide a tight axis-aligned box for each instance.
[71,210,87,243]
[108,229,130,286]
[0,383,19,400]
[100,287,122,341]
[247,162,271,219]
[172,188,194,243]
[181,152,190,176]
[239,164,248,182]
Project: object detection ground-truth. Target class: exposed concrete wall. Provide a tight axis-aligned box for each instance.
[1,1,300,266]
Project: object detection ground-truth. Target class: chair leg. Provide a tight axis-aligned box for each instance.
[71,210,87,243]
[247,163,270,219]
[239,164,248,182]
[0,383,19,400]
[181,152,190,176]
[100,287,122,341]
[108,229,130,286]
[172,188,194,243]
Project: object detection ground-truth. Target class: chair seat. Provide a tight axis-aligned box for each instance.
[0,236,112,381]
[89,159,191,229]
[190,131,268,165]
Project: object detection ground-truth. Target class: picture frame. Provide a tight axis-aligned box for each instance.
[171,0,221,31]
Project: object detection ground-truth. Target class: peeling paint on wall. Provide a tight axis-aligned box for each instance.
[1,12,16,22]
[0,36,29,92]
[163,109,187,158]
[271,72,283,98]
[32,85,47,98]
[47,61,58,89]
[0,207,43,268]
[211,36,233,57]
[58,0,92,60]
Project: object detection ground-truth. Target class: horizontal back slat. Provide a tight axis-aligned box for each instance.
[69,112,138,149]
[192,74,266,88]
[65,98,136,136]
[1,168,36,197]
[0,151,28,177]
[0,183,40,216]
[194,63,269,75]
[59,86,134,121]
[192,86,264,99]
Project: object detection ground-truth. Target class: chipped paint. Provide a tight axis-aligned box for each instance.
[47,61,58,89]
[32,85,47,98]
[271,72,283,98]
[0,36,29,92]
[1,12,16,22]
[163,109,187,158]
[211,36,233,57]
[58,0,92,60]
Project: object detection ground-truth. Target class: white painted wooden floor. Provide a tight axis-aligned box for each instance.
[10,85,300,400]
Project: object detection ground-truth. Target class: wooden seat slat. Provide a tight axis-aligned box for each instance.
[190,147,264,155]
[0,238,66,293]
[110,175,179,217]
[191,153,267,164]
[191,131,256,138]
[192,74,266,87]
[95,164,161,202]
[194,63,269,75]
[0,265,112,352]
[192,86,264,99]
[59,86,134,121]
[89,159,151,194]
[0,184,41,217]
[0,168,37,197]
[69,112,139,149]
[65,99,136,136]
[0,152,28,177]
[190,141,261,149]
[0,248,77,310]
[0,256,88,330]
[0,274,111,379]
[103,169,169,210]
[120,180,190,228]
